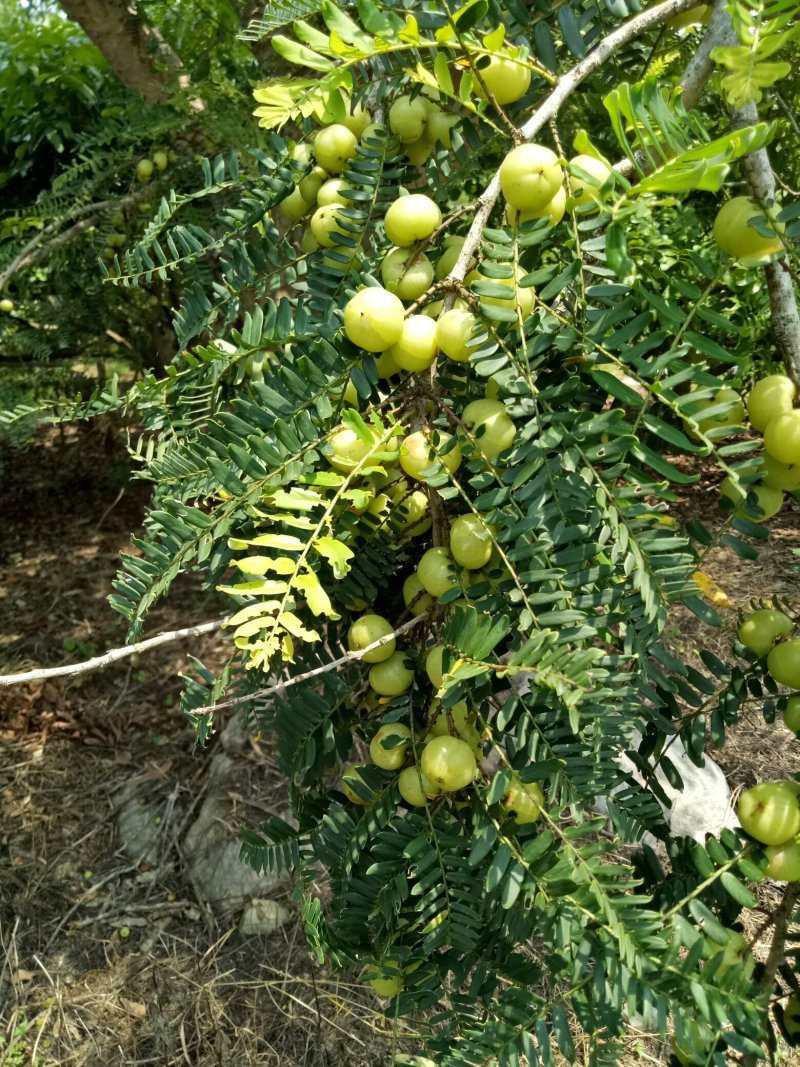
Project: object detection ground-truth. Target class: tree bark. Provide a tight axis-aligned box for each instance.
[59,0,184,104]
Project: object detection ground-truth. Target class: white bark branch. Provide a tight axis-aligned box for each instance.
[189,611,430,718]
[677,0,737,110]
[0,620,224,687]
[445,0,702,289]
[733,96,800,385]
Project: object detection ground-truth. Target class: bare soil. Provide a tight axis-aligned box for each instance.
[0,425,392,1067]
[0,427,798,1066]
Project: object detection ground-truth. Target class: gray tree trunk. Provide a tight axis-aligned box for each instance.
[59,0,184,104]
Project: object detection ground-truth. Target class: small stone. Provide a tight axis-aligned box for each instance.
[239,899,292,937]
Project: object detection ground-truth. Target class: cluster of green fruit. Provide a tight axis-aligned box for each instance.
[500,142,612,230]
[737,775,800,881]
[739,605,800,722]
[135,149,173,183]
[712,195,784,267]
[715,373,800,521]
[387,92,459,165]
[100,199,156,263]
[735,602,800,880]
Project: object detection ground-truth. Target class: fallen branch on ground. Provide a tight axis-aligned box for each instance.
[0,619,224,687]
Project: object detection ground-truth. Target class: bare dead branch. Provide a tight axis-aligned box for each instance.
[0,620,224,687]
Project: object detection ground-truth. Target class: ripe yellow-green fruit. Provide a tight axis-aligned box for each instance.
[398,764,440,806]
[760,453,800,492]
[738,781,800,844]
[687,386,745,436]
[375,349,401,378]
[784,695,800,733]
[499,144,563,212]
[738,608,793,657]
[291,143,313,166]
[384,194,442,246]
[450,513,492,570]
[399,430,462,480]
[764,410,800,466]
[341,101,372,138]
[501,777,544,824]
[429,700,473,738]
[404,137,433,167]
[569,154,613,206]
[388,95,427,142]
[317,178,350,207]
[380,247,434,301]
[403,573,435,613]
[348,613,396,663]
[712,196,783,265]
[764,837,800,881]
[322,244,358,274]
[768,637,800,689]
[343,287,405,352]
[426,645,446,689]
[417,546,459,598]
[435,235,466,279]
[313,124,358,174]
[136,158,154,182]
[153,149,168,171]
[301,229,320,254]
[309,203,347,247]
[279,186,312,222]
[395,487,431,537]
[425,109,458,147]
[473,53,531,105]
[369,722,412,768]
[369,653,415,698]
[298,165,327,204]
[327,426,379,473]
[421,735,477,792]
[387,315,438,372]
[467,264,534,317]
[720,477,783,521]
[0,298,14,313]
[506,185,566,228]
[463,399,517,461]
[342,763,369,804]
[436,308,479,362]
[747,374,796,431]
[464,399,506,425]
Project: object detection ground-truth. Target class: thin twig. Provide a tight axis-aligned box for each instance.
[189,611,430,717]
[0,619,224,687]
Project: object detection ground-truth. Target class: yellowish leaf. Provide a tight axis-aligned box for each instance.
[692,570,733,609]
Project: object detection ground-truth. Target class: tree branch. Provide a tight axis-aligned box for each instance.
[0,620,224,687]
[445,0,701,292]
[0,190,152,291]
[189,611,430,718]
[733,96,800,385]
[677,0,737,110]
[759,882,800,992]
